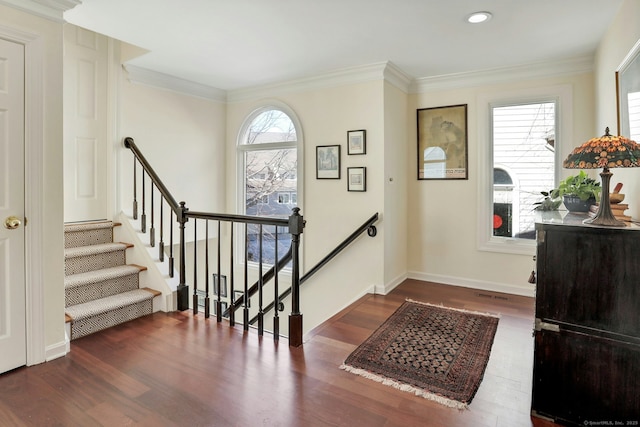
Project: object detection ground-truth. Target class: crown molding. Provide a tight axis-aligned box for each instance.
[122,56,588,103]
[410,55,594,93]
[0,0,81,22]
[383,61,413,93]
[227,61,409,103]
[124,61,410,104]
[123,64,227,103]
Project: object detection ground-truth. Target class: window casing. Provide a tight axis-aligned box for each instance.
[478,85,571,255]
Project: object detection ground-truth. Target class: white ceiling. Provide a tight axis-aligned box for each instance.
[64,0,624,92]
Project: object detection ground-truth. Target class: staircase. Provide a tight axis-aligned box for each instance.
[64,221,160,340]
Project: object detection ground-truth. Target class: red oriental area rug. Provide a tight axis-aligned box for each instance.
[340,300,499,409]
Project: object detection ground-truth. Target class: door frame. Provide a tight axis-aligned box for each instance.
[0,24,46,365]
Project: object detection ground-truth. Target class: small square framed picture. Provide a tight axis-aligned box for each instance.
[347,130,366,155]
[347,167,366,192]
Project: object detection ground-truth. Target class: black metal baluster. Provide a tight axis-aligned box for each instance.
[229,221,235,326]
[141,170,147,233]
[132,158,138,220]
[273,226,279,341]
[159,196,165,262]
[149,185,155,247]
[243,223,249,330]
[169,210,174,277]
[216,220,222,322]
[205,220,210,319]
[192,219,198,315]
[258,224,264,336]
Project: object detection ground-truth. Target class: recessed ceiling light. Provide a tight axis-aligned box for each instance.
[467,11,492,24]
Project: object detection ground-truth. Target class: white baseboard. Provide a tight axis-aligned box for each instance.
[375,272,408,295]
[407,271,535,298]
[44,339,68,362]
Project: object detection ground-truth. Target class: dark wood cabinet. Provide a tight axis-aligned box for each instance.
[532,213,640,425]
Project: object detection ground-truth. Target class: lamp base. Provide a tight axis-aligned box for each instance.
[582,168,626,227]
[583,213,626,227]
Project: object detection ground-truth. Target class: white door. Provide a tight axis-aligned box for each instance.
[63,24,109,222]
[0,37,26,374]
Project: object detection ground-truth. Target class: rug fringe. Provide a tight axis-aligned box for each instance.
[339,364,468,410]
[406,298,501,319]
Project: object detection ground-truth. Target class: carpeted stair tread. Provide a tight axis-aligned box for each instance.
[65,289,155,322]
[64,220,120,233]
[64,242,133,276]
[68,298,153,339]
[65,242,132,259]
[65,221,122,248]
[65,265,147,290]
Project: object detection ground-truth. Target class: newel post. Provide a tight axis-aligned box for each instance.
[176,201,189,311]
[288,207,305,347]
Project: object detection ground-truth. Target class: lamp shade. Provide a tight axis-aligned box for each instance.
[563,127,640,169]
[563,127,640,227]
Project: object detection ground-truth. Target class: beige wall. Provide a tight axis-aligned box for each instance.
[0,5,65,359]
[407,73,595,296]
[383,82,409,287]
[119,78,227,215]
[595,0,640,219]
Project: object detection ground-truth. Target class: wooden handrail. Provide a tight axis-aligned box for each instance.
[301,212,378,284]
[186,210,289,227]
[124,137,180,213]
[125,135,378,346]
[250,212,379,325]
[125,138,290,229]
[223,247,293,318]
[124,137,306,346]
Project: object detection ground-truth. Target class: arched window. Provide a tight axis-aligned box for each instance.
[423,147,446,178]
[237,105,302,264]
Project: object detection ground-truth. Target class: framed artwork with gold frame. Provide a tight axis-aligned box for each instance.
[417,104,468,180]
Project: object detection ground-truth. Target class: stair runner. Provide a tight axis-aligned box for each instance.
[64,221,157,340]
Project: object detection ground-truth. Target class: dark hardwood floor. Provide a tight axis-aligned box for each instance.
[0,280,561,426]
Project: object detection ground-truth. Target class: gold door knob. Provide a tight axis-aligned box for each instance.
[4,216,21,230]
